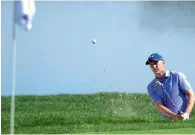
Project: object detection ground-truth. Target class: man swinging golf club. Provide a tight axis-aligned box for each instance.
[146,53,195,120]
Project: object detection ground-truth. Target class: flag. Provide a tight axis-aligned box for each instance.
[15,0,36,31]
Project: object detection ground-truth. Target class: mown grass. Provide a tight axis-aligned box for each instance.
[93,128,195,134]
[1,92,195,133]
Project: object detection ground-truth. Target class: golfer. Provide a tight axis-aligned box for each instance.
[146,53,195,120]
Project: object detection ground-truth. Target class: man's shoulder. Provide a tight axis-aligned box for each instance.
[169,71,187,78]
[169,70,179,75]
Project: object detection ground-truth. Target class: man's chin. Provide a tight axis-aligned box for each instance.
[153,70,159,74]
[154,71,160,75]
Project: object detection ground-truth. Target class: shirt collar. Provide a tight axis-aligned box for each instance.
[155,70,170,80]
[165,70,170,78]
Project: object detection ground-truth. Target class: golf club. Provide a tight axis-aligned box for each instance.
[155,81,183,115]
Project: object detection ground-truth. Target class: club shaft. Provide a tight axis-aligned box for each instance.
[156,81,181,113]
[162,87,180,112]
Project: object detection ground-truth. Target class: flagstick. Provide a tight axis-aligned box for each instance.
[10,1,16,134]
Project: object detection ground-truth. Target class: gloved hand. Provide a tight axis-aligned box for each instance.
[181,112,190,120]
[174,112,189,120]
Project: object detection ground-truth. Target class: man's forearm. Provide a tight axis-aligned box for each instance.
[155,103,177,119]
[185,95,195,114]
[185,89,195,114]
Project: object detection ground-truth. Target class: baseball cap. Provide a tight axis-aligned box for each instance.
[145,53,164,65]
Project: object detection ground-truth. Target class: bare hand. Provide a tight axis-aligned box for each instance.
[173,114,185,120]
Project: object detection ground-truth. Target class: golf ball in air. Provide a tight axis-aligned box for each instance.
[92,39,96,44]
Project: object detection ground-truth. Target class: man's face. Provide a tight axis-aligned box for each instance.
[148,60,165,75]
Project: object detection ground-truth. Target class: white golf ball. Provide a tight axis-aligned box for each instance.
[92,39,96,44]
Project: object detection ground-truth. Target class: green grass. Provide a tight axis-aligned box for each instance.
[1,92,195,134]
[90,128,195,134]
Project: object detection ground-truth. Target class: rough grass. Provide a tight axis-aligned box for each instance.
[1,92,195,133]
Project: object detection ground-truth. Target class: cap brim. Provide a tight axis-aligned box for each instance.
[145,60,150,65]
[146,59,161,65]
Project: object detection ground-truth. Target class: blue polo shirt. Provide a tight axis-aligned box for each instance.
[147,70,192,119]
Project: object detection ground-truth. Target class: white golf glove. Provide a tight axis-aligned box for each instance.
[181,112,190,120]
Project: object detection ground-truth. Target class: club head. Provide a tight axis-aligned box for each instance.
[155,81,163,88]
